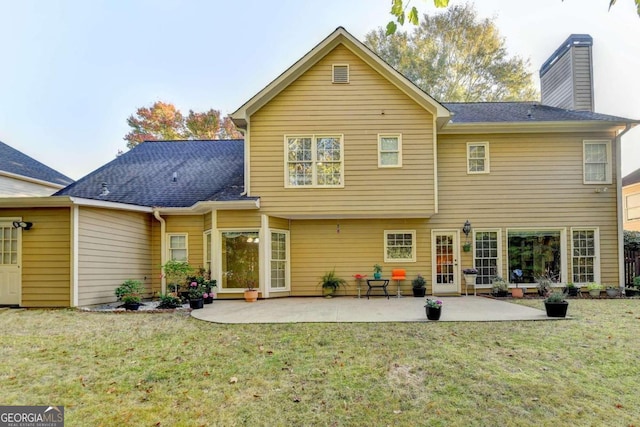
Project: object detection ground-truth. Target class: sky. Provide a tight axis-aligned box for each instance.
[1,0,639,181]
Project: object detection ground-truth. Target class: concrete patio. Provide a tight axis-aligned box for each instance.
[190,296,566,323]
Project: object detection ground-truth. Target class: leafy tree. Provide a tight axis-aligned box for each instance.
[367,4,538,102]
[124,101,243,149]
[387,0,639,34]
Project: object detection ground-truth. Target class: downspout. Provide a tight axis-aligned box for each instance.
[616,124,633,293]
[153,209,167,294]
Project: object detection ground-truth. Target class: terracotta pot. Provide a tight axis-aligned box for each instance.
[244,289,258,302]
[511,288,524,298]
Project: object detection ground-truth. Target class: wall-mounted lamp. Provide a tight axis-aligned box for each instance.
[13,221,33,230]
[462,220,471,237]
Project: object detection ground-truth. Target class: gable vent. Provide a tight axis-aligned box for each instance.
[332,64,349,84]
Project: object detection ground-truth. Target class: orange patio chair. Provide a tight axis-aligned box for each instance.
[391,268,406,298]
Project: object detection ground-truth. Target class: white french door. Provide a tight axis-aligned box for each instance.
[0,223,20,305]
[431,231,459,295]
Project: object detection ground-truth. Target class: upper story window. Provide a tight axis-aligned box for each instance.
[378,134,402,167]
[285,135,344,187]
[583,140,612,184]
[467,142,489,174]
[332,64,349,83]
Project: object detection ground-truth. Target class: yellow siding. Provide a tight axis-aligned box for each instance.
[290,218,430,296]
[269,216,289,230]
[165,215,205,270]
[433,132,620,284]
[204,211,212,231]
[77,208,153,306]
[249,44,435,218]
[623,182,640,232]
[217,210,261,228]
[0,207,72,307]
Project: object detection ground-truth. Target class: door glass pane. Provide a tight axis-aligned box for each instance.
[435,234,454,284]
[0,226,18,265]
[222,231,259,289]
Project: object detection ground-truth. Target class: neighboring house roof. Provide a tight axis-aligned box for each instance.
[623,168,640,187]
[55,140,253,208]
[0,140,74,187]
[442,102,635,124]
[231,26,450,129]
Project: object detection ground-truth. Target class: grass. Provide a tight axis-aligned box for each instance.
[1,299,639,426]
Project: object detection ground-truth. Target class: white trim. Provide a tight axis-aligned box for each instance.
[384,230,416,263]
[433,116,439,214]
[466,142,490,174]
[569,227,600,284]
[260,214,268,298]
[0,170,68,189]
[71,205,79,307]
[0,216,22,306]
[377,134,402,168]
[203,230,212,274]
[210,210,219,291]
[331,64,349,83]
[431,229,460,295]
[269,229,291,293]
[166,233,188,262]
[438,121,630,135]
[583,140,612,184]
[284,134,345,188]
[68,197,153,212]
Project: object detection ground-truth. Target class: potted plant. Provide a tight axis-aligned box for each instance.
[411,274,427,297]
[244,280,259,302]
[587,282,603,298]
[319,269,347,298]
[491,276,508,297]
[187,281,205,309]
[536,276,552,297]
[605,285,619,298]
[373,264,383,280]
[162,260,193,300]
[425,298,443,320]
[157,293,182,309]
[462,242,472,252]
[544,290,569,317]
[115,279,144,310]
[462,268,478,295]
[564,282,579,297]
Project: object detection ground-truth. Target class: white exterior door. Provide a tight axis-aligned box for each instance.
[431,231,460,295]
[0,223,20,305]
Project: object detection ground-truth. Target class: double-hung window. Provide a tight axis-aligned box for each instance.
[384,230,416,262]
[286,135,343,187]
[474,230,500,285]
[583,140,611,184]
[467,142,489,174]
[378,134,402,167]
[168,234,187,261]
[572,229,598,283]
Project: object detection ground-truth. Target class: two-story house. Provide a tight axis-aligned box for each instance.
[0,28,636,307]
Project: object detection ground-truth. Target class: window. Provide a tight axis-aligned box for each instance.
[221,231,259,290]
[583,140,611,184]
[467,142,489,174]
[572,229,598,283]
[626,193,640,221]
[507,230,564,284]
[474,230,500,285]
[204,231,212,274]
[271,231,288,290]
[285,135,343,187]
[378,134,402,167]
[384,231,416,262]
[168,234,187,261]
[0,226,18,265]
[332,64,349,83]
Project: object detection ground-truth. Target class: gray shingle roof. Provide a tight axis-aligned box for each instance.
[56,140,251,208]
[0,140,74,186]
[623,168,640,187]
[442,102,635,124]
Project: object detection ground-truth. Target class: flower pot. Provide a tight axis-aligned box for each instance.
[545,301,568,318]
[492,291,508,298]
[204,296,214,304]
[426,306,442,321]
[374,273,382,280]
[588,289,601,298]
[565,287,579,297]
[189,298,204,309]
[625,288,638,297]
[244,289,258,302]
[123,302,141,311]
[606,288,619,298]
[412,287,426,297]
[511,287,524,298]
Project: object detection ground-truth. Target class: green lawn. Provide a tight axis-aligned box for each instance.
[1,299,639,426]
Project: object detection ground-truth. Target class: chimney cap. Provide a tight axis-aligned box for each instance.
[540,34,593,78]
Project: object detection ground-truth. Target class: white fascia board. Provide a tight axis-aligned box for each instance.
[155,199,260,215]
[68,197,153,212]
[438,121,632,135]
[0,170,68,189]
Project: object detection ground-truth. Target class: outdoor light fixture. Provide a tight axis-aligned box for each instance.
[12,221,33,230]
[462,220,471,237]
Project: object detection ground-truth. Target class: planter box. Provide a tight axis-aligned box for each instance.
[426,306,442,320]
[412,287,426,297]
[545,301,568,318]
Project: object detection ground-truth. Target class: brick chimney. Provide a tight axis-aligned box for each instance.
[539,34,594,112]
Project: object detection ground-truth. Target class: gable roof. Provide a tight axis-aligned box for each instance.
[0,140,74,187]
[623,168,640,187]
[55,140,255,208]
[231,26,450,128]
